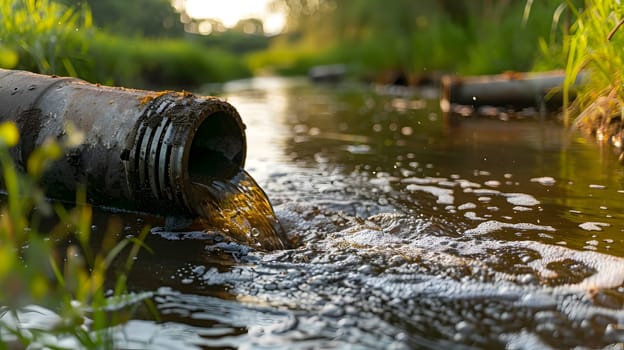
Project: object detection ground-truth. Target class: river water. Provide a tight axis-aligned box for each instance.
[99,77,624,349]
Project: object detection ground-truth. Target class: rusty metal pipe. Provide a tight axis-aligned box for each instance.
[440,71,586,113]
[0,69,246,216]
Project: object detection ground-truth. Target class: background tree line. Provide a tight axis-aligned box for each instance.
[1,0,578,87]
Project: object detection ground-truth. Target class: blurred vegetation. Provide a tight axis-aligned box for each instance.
[1,0,582,88]
[257,0,570,82]
[58,0,185,37]
[0,121,151,348]
[559,0,624,130]
[0,0,259,88]
[1,0,622,345]
[0,0,92,76]
[81,32,251,88]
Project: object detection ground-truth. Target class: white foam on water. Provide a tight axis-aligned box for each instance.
[589,184,606,189]
[345,144,372,154]
[339,228,405,247]
[405,184,454,204]
[163,199,624,349]
[530,177,556,186]
[151,229,218,241]
[464,211,486,221]
[456,179,481,189]
[501,331,555,350]
[505,193,540,206]
[457,202,477,211]
[410,229,624,291]
[464,220,555,236]
[444,205,457,213]
[484,180,501,187]
[0,305,85,348]
[402,176,447,185]
[513,206,532,212]
[579,222,610,231]
[472,188,501,196]
[319,210,624,292]
[438,180,457,188]
[520,241,624,290]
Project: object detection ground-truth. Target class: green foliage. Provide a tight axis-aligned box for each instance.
[0,0,251,87]
[261,0,566,78]
[0,122,150,348]
[557,0,624,126]
[458,1,562,75]
[0,0,92,76]
[81,32,251,88]
[189,31,271,55]
[57,0,184,37]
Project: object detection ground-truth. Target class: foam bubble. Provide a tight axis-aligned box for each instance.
[485,180,501,187]
[402,177,447,185]
[473,189,501,196]
[530,177,556,186]
[341,228,404,247]
[578,222,610,231]
[513,206,532,212]
[457,179,481,189]
[465,220,555,236]
[505,193,540,206]
[412,230,624,290]
[502,331,555,350]
[345,144,372,154]
[464,212,486,221]
[405,184,454,204]
[518,241,624,289]
[457,202,477,211]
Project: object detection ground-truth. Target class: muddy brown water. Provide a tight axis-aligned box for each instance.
[188,169,290,251]
[84,78,624,348]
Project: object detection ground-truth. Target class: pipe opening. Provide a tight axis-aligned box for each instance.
[188,111,244,183]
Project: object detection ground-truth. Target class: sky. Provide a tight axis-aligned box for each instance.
[180,0,286,35]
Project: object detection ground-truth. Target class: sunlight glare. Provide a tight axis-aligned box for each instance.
[182,0,285,34]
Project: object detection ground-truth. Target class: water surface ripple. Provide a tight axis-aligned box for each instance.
[109,78,624,349]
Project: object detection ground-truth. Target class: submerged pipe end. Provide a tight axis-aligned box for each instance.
[130,93,246,216]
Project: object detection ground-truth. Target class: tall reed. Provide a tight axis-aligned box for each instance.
[560,0,624,127]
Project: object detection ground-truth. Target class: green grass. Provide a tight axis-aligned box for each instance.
[555,0,624,127]
[0,0,93,76]
[0,121,151,348]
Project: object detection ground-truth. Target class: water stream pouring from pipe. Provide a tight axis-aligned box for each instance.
[0,69,290,251]
[188,170,290,250]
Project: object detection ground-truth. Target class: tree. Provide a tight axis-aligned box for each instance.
[58,0,184,37]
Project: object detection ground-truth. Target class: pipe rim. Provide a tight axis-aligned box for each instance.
[131,93,246,215]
